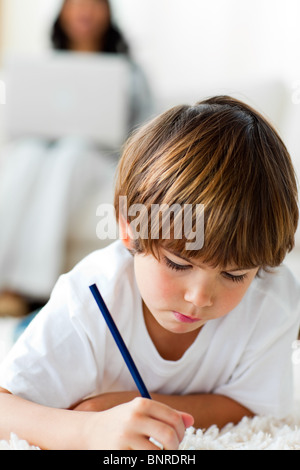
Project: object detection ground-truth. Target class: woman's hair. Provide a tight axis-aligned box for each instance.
[51,0,129,54]
[114,95,299,271]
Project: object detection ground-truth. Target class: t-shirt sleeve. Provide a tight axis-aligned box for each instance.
[214,291,300,418]
[0,274,101,409]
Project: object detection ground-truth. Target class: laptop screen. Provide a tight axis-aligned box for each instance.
[4,52,131,149]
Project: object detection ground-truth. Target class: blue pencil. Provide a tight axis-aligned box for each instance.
[89,283,152,400]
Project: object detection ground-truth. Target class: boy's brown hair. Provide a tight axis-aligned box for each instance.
[114,95,299,271]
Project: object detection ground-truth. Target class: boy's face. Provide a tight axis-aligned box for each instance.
[133,247,259,335]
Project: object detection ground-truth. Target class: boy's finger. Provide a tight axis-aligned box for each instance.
[149,436,164,449]
[132,398,186,443]
[178,411,194,429]
[138,416,180,450]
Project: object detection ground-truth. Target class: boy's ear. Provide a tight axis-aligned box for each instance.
[118,216,134,249]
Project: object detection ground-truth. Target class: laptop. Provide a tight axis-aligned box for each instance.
[3,52,131,148]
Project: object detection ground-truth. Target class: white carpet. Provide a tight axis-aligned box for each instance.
[0,434,40,451]
[181,414,300,450]
[1,412,300,450]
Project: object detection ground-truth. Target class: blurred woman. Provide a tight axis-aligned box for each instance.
[0,0,151,317]
[52,0,129,54]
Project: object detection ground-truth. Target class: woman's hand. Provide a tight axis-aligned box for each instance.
[82,397,194,450]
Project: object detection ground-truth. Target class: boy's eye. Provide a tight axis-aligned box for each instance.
[164,256,191,272]
[222,272,247,283]
[163,255,248,283]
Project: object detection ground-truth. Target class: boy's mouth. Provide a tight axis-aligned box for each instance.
[172,311,201,324]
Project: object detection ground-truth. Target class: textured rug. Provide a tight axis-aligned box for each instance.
[180,414,300,450]
[1,413,300,450]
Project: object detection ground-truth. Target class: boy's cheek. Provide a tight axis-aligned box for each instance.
[153,268,179,293]
[141,267,179,303]
[219,286,252,316]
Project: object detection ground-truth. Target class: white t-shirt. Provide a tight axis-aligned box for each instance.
[0,241,299,418]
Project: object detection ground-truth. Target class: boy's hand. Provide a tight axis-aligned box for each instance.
[82,397,194,450]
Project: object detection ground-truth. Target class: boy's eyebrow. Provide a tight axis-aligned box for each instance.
[164,249,253,272]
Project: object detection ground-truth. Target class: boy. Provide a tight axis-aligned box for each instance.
[0,96,299,450]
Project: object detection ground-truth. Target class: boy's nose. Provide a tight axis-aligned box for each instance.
[184,282,214,308]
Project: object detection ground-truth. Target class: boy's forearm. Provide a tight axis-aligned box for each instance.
[0,390,90,450]
[152,392,254,430]
[74,390,254,430]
